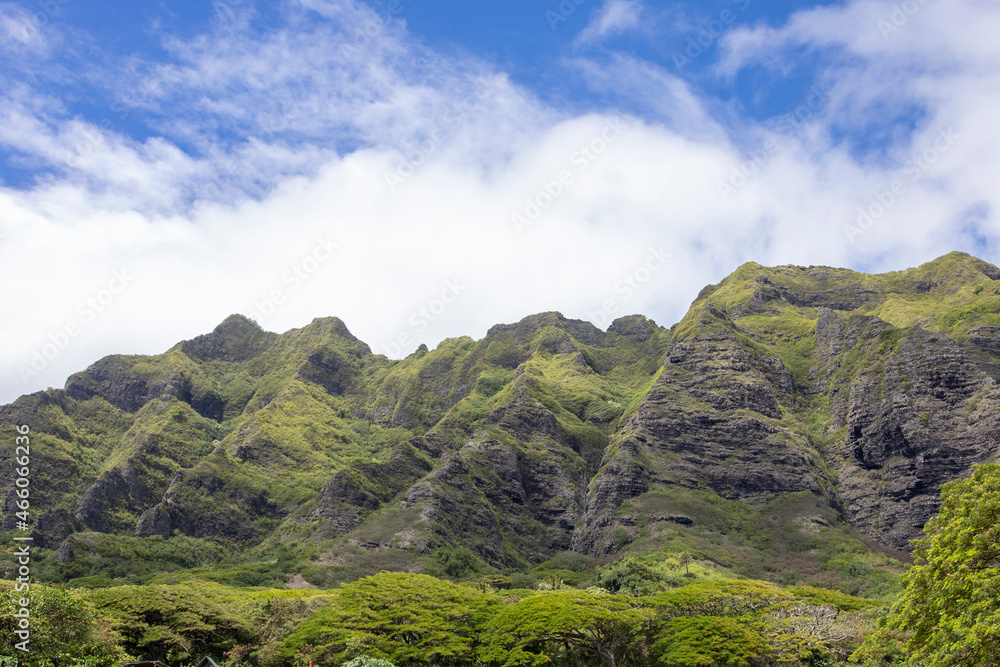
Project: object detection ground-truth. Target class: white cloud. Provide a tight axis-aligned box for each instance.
[0,3,52,56]
[2,0,1000,404]
[568,52,723,141]
[577,0,643,45]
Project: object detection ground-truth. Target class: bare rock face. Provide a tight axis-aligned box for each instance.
[64,356,164,413]
[180,314,279,362]
[390,433,587,565]
[297,348,360,396]
[309,444,433,537]
[138,462,280,542]
[74,469,134,533]
[573,254,1000,557]
[135,504,172,538]
[64,315,282,419]
[30,508,81,549]
[833,326,1000,549]
[64,355,227,421]
[573,310,824,555]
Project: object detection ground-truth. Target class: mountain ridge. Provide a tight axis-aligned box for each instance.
[3,251,999,591]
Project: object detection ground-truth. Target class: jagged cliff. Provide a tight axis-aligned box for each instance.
[2,251,999,584]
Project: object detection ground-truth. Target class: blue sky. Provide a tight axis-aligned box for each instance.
[1,0,998,403]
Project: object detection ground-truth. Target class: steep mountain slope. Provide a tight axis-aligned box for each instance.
[576,252,1000,555]
[2,251,998,588]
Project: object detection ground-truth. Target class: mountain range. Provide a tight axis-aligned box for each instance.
[4,250,999,590]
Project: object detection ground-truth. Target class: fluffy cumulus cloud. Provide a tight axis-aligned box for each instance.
[0,0,998,403]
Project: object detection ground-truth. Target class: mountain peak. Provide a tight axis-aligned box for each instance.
[485,312,611,350]
[180,314,278,362]
[907,251,1000,285]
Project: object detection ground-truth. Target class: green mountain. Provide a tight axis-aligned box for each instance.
[3,251,999,591]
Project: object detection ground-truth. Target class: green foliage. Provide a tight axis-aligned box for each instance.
[652,579,794,618]
[596,554,664,596]
[47,532,229,585]
[854,464,1000,666]
[283,572,498,666]
[479,574,514,591]
[0,580,133,665]
[788,586,884,612]
[434,546,482,579]
[627,489,904,597]
[650,580,866,666]
[475,372,513,397]
[677,552,694,576]
[289,544,424,588]
[87,583,255,662]
[653,615,765,666]
[0,554,882,666]
[532,568,586,588]
[536,551,590,573]
[480,590,655,667]
[227,593,336,667]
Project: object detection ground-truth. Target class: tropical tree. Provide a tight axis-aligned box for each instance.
[227,593,336,667]
[594,554,664,596]
[282,571,498,665]
[87,583,254,663]
[652,579,793,619]
[480,590,654,667]
[650,579,790,667]
[854,463,1000,666]
[653,615,767,667]
[0,581,133,665]
[677,553,694,576]
[649,579,859,665]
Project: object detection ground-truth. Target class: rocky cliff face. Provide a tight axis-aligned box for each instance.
[568,253,1000,554]
[829,322,1000,548]
[3,252,999,579]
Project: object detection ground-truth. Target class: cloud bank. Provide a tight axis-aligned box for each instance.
[1,0,998,404]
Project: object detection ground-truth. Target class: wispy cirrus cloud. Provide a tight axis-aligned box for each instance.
[0,3,53,56]
[0,0,547,215]
[577,0,644,45]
